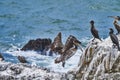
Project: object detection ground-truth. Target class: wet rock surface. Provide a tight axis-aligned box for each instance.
[0,64,8,71]
[9,65,23,75]
[0,62,71,80]
[69,36,120,80]
[0,53,4,61]
[17,56,28,63]
[21,38,52,53]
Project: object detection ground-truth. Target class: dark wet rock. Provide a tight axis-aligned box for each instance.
[17,56,28,63]
[0,75,14,80]
[0,53,4,61]
[27,75,33,80]
[0,64,8,71]
[21,76,27,80]
[10,65,23,75]
[22,63,32,68]
[21,38,52,53]
[45,77,51,80]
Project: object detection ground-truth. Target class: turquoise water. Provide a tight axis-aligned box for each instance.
[0,0,120,72]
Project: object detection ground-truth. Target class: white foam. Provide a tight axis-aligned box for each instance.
[5,49,82,72]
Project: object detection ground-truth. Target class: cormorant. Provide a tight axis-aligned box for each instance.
[90,20,102,41]
[109,28,120,51]
[108,16,120,34]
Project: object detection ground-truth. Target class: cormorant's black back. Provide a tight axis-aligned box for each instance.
[109,28,120,51]
[90,20,101,41]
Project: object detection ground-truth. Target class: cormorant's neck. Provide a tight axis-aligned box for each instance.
[91,24,94,28]
[109,31,113,34]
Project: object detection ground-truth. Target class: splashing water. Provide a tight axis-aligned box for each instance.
[2,49,82,72]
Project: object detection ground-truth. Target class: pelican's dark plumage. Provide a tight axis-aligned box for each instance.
[90,20,102,41]
[61,35,77,54]
[108,16,120,34]
[113,20,120,34]
[108,16,120,21]
[50,32,63,53]
[54,35,83,67]
[109,28,120,51]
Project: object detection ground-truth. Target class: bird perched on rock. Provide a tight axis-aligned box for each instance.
[55,35,83,67]
[90,20,102,41]
[109,28,120,51]
[108,16,120,34]
[50,32,63,54]
[17,56,28,63]
[61,35,77,54]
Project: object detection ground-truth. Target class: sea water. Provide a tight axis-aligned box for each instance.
[0,0,120,72]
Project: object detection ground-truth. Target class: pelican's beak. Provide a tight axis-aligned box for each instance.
[108,16,117,18]
[73,40,81,45]
[108,16,120,20]
[73,40,83,52]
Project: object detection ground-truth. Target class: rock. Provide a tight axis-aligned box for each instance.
[0,75,14,80]
[0,33,120,80]
[9,65,23,75]
[17,56,28,63]
[73,36,120,80]
[21,38,52,53]
[0,62,67,80]
[0,53,4,61]
[0,64,8,71]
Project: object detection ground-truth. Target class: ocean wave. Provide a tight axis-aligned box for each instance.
[2,49,82,72]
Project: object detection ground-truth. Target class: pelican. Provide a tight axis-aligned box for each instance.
[55,35,83,67]
[108,16,120,34]
[50,32,63,54]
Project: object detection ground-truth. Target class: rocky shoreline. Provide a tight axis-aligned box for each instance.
[0,61,70,80]
[0,35,120,80]
[71,35,120,80]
